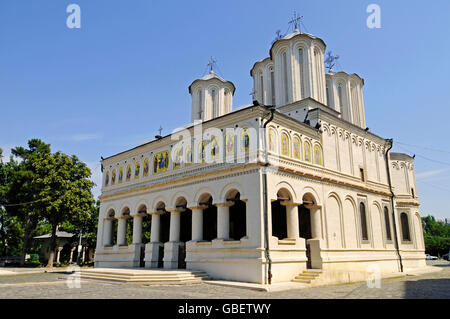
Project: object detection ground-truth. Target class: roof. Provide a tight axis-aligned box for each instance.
[188,71,236,94]
[269,30,326,59]
[33,231,75,239]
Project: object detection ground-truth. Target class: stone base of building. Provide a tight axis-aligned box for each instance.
[144,242,164,268]
[94,244,144,268]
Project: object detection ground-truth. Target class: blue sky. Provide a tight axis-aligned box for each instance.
[0,0,449,219]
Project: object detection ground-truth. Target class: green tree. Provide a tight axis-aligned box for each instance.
[422,215,450,256]
[33,151,94,267]
[7,139,51,264]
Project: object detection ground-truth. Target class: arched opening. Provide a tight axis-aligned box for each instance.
[199,194,217,241]
[301,193,315,269]
[121,207,131,246]
[227,191,247,240]
[137,204,151,244]
[176,197,191,269]
[155,202,169,268]
[105,209,116,247]
[400,212,411,242]
[271,188,292,240]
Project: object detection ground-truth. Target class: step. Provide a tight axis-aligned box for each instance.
[80,272,207,280]
[292,278,312,284]
[80,275,207,284]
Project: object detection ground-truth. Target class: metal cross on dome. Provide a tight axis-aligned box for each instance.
[158,126,163,136]
[288,11,303,32]
[207,56,217,72]
[325,51,340,72]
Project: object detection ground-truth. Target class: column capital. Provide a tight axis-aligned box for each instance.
[130,212,146,218]
[187,205,208,210]
[148,210,166,215]
[215,201,234,207]
[305,204,322,210]
[280,201,302,207]
[166,208,183,214]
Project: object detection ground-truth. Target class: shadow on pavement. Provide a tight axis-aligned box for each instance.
[404,278,450,299]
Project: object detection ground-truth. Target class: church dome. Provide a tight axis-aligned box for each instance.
[189,70,235,122]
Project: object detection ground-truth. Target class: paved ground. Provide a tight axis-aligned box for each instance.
[0,261,449,299]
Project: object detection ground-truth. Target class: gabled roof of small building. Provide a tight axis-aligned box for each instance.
[33,231,75,239]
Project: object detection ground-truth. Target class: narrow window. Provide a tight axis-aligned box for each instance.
[360,202,368,241]
[299,48,305,98]
[259,72,264,105]
[282,52,289,104]
[411,188,415,198]
[270,68,275,105]
[360,168,365,182]
[198,89,202,119]
[401,212,410,241]
[326,86,330,106]
[211,89,217,117]
[384,207,392,241]
[338,84,343,108]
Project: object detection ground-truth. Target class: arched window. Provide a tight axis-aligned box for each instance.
[337,84,343,108]
[197,89,203,119]
[134,161,140,179]
[384,207,392,241]
[143,158,149,177]
[241,128,250,152]
[259,72,264,104]
[360,202,368,241]
[293,137,301,160]
[224,89,231,112]
[268,128,277,152]
[173,148,182,169]
[270,67,275,105]
[211,89,217,118]
[211,137,219,158]
[282,52,289,104]
[111,169,116,185]
[400,212,411,241]
[326,86,330,106]
[314,144,323,165]
[225,133,235,156]
[304,141,312,162]
[298,48,305,99]
[105,172,109,186]
[185,145,193,166]
[351,84,360,125]
[125,164,132,182]
[281,132,289,156]
[314,48,322,100]
[118,167,124,183]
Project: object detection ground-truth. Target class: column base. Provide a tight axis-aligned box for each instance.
[307,238,323,269]
[144,242,164,269]
[163,241,183,269]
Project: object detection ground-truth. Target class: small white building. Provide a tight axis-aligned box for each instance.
[94,28,426,284]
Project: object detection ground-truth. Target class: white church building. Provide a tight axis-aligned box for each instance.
[94,27,426,284]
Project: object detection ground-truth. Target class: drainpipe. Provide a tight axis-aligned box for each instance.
[384,138,403,273]
[262,105,275,284]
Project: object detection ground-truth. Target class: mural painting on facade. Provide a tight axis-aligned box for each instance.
[153,151,170,174]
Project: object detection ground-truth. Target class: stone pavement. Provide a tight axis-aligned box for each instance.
[0,261,449,299]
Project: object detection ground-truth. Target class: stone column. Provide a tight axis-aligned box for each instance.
[307,205,323,239]
[145,212,163,269]
[216,202,233,240]
[191,207,204,241]
[69,247,76,263]
[283,202,300,239]
[56,247,63,264]
[132,214,143,244]
[169,210,181,242]
[117,217,127,246]
[103,219,112,246]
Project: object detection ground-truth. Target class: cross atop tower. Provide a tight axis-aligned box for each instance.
[207,56,217,73]
[325,51,340,72]
[158,126,163,136]
[288,11,303,32]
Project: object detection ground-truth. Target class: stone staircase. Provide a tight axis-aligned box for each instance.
[80,268,209,284]
[292,269,322,284]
